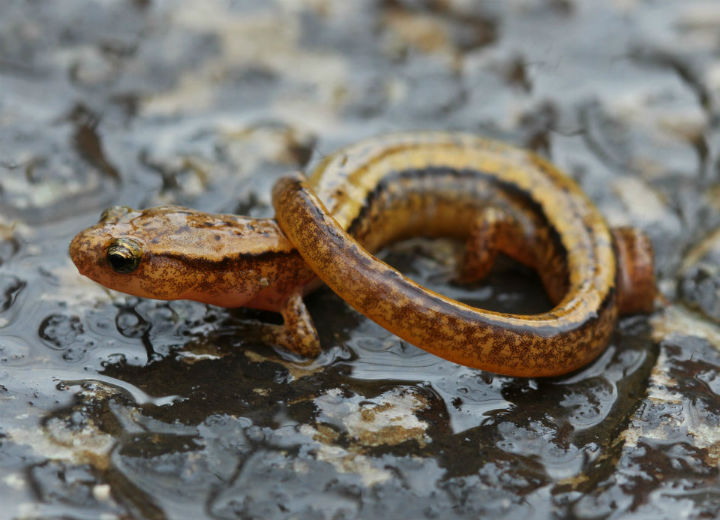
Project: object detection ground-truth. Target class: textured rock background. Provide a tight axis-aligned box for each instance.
[1,1,719,518]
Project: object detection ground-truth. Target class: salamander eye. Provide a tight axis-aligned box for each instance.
[106,238,142,274]
[99,206,133,223]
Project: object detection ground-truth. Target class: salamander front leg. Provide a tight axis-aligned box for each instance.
[260,292,322,357]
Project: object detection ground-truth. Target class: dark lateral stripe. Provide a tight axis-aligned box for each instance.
[159,249,298,270]
[346,166,569,261]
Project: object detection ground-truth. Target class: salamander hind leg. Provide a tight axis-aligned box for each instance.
[260,292,322,357]
[458,207,528,284]
[611,227,656,314]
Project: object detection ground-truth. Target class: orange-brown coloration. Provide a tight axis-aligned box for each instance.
[70,132,656,375]
[70,206,314,309]
[272,132,656,376]
[69,206,320,356]
[611,227,656,315]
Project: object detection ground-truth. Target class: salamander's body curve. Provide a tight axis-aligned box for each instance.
[71,132,655,376]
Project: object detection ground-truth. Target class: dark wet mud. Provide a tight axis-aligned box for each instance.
[1,1,720,519]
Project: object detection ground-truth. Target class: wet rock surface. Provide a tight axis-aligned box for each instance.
[1,1,719,518]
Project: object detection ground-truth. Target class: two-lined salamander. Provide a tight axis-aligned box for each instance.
[70,132,655,376]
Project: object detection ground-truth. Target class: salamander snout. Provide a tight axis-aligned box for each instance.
[611,227,656,315]
[68,206,146,282]
[69,227,101,278]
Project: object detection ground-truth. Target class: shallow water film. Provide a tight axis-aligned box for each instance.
[2,1,720,519]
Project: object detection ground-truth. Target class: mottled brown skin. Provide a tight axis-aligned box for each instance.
[70,132,656,375]
[70,206,321,355]
[272,132,656,376]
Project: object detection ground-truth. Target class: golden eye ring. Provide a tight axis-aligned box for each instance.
[106,238,142,274]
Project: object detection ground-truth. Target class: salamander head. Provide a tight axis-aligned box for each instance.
[69,205,297,308]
